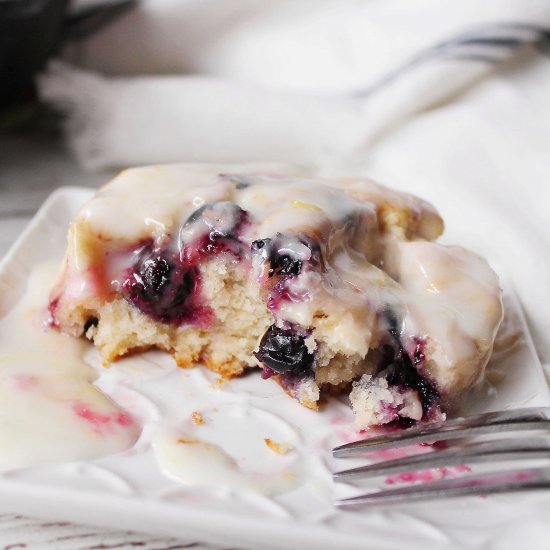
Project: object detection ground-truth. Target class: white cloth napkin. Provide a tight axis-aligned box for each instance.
[39,0,550,367]
[40,0,550,168]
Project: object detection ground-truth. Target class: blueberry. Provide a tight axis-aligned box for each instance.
[416,377,439,408]
[251,234,313,278]
[384,357,418,388]
[384,309,401,342]
[142,256,172,294]
[377,309,439,414]
[269,255,302,277]
[183,201,247,240]
[180,202,249,261]
[251,238,269,252]
[382,355,438,414]
[123,248,196,324]
[83,316,98,334]
[254,324,314,375]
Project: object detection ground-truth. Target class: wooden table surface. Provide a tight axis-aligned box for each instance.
[0,131,226,550]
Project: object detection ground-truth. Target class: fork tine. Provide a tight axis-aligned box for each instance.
[333,437,550,480]
[333,407,550,457]
[334,466,550,508]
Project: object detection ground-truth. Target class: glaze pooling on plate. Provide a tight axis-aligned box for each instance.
[48,164,503,426]
[0,263,139,472]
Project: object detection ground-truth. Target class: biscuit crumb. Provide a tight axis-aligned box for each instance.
[210,376,228,389]
[177,437,199,444]
[191,411,205,425]
[264,438,292,455]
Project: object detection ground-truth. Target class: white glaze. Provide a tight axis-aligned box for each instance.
[0,263,139,472]
[87,348,332,499]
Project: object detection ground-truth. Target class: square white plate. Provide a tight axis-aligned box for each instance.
[1,187,549,550]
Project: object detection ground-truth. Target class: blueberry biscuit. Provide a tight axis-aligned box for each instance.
[49,164,503,427]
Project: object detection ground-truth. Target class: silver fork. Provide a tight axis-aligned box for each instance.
[332,407,550,508]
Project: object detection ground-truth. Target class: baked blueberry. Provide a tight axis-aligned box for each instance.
[180,201,248,261]
[122,248,196,324]
[182,201,247,240]
[378,310,439,413]
[255,324,314,375]
[83,316,99,334]
[270,254,302,277]
[251,234,318,278]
